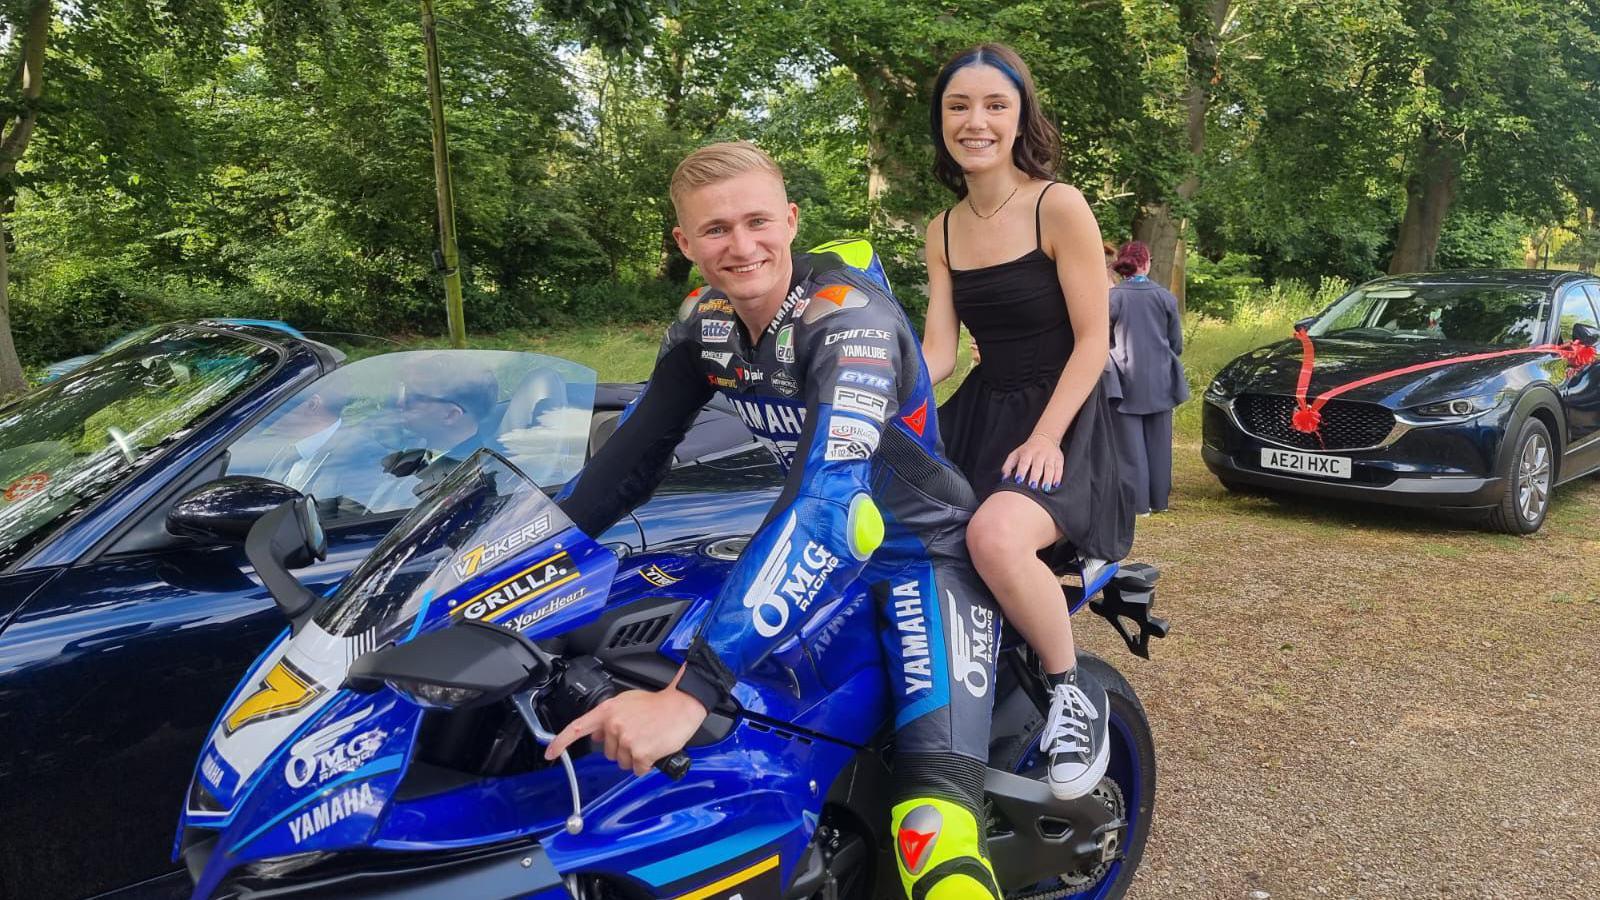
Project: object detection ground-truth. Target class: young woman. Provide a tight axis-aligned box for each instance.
[921,43,1134,801]
[1108,240,1189,515]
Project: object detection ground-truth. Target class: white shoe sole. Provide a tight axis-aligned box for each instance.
[1047,738,1111,801]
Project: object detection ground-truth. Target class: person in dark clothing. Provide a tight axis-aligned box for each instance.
[544,141,1005,900]
[1108,241,1189,515]
[920,43,1133,804]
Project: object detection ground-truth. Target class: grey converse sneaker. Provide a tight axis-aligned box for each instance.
[1040,675,1110,800]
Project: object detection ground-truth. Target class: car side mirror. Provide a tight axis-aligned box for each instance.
[1294,316,1318,332]
[345,621,551,709]
[1573,321,1600,347]
[167,476,305,545]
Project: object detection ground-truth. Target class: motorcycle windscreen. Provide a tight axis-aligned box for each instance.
[189,448,611,825]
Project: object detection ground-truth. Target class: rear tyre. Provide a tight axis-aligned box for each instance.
[1486,416,1553,534]
[989,652,1156,900]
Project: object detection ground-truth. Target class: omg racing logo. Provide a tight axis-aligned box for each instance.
[948,592,995,699]
[743,514,841,637]
[450,553,577,622]
[284,708,387,789]
[453,515,553,579]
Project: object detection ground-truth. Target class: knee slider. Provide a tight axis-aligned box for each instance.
[890,798,1000,900]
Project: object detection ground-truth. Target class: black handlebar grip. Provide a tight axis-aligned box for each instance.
[655,752,692,780]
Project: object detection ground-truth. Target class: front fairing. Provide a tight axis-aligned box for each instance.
[182,444,622,893]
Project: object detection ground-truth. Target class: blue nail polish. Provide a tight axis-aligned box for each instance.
[1013,474,1023,484]
[1029,480,1039,489]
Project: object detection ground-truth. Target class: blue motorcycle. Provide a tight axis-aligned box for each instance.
[173,367,1168,900]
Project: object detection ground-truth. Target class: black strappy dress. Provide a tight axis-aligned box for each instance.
[936,184,1134,560]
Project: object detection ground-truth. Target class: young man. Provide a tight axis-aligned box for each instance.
[547,141,1003,900]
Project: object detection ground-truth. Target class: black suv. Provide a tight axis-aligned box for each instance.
[1202,270,1600,533]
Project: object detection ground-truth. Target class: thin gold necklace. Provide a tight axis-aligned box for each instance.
[967,183,1021,220]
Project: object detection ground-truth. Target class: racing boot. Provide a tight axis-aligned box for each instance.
[890,797,1001,899]
[1041,666,1109,800]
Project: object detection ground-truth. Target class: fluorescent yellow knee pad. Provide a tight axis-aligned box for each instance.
[890,798,1000,900]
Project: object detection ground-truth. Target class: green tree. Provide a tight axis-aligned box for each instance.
[1384,0,1600,274]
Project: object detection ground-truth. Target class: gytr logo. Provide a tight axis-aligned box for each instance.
[285,707,387,789]
[744,514,841,638]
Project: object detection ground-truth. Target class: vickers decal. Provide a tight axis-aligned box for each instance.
[450,552,577,621]
[453,515,553,579]
[287,782,377,845]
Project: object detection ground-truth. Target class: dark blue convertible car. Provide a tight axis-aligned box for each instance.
[0,323,782,898]
[1203,270,1600,533]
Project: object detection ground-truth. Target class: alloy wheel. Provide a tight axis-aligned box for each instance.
[1517,431,1551,523]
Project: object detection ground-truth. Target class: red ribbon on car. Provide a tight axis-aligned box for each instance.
[1289,327,1597,439]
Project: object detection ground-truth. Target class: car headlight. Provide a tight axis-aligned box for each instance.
[1204,377,1229,401]
[1408,391,1509,421]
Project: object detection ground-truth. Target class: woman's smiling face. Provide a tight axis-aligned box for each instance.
[941,63,1022,178]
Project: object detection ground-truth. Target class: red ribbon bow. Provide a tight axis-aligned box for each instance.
[1290,327,1596,438]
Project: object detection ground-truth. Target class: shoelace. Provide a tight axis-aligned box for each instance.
[1040,682,1099,758]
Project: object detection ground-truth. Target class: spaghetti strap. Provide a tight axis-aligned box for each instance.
[1034,182,1058,249]
[942,208,953,267]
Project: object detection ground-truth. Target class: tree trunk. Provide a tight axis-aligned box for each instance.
[0,0,51,397]
[1134,202,1184,299]
[1388,133,1458,275]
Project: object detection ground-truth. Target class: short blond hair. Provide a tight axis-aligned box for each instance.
[670,141,786,214]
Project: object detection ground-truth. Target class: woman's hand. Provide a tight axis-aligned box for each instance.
[1002,432,1063,492]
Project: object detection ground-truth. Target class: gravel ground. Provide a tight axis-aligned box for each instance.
[1092,441,1600,900]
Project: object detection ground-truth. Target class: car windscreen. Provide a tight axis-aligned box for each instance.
[1309,284,1549,347]
[0,327,281,568]
[311,450,574,641]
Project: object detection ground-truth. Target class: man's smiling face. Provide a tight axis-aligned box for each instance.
[672,169,798,313]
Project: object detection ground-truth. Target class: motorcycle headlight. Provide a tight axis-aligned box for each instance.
[386,677,484,709]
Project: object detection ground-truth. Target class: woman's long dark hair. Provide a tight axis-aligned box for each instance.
[930,43,1060,199]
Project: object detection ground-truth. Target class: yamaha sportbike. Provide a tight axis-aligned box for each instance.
[175,370,1168,899]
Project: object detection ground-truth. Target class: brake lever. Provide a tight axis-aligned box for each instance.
[511,688,586,835]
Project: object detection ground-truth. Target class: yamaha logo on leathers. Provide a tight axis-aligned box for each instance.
[891,580,932,694]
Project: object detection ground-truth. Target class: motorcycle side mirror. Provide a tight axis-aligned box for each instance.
[345,621,550,710]
[381,448,431,478]
[167,476,304,545]
[1573,321,1600,347]
[243,495,328,629]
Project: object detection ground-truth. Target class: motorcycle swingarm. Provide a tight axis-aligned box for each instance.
[983,767,1125,890]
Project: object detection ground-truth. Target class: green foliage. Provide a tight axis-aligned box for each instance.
[1435,210,1530,270]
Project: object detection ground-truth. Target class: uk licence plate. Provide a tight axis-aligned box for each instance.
[1260,447,1351,479]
